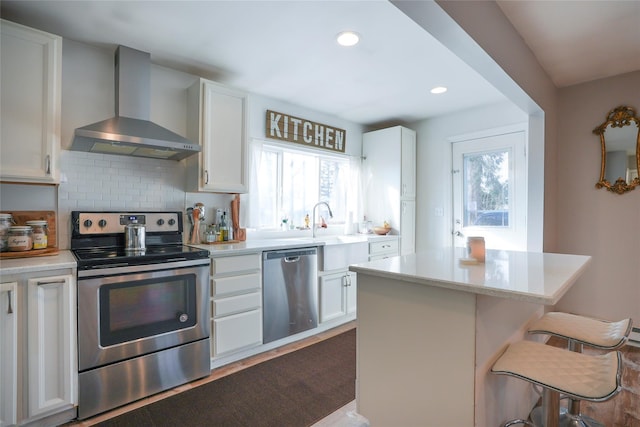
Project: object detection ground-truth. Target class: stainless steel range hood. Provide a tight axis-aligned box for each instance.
[71,46,200,161]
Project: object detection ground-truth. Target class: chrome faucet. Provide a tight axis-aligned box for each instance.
[312,202,333,238]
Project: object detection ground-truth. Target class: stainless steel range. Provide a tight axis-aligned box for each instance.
[71,211,211,420]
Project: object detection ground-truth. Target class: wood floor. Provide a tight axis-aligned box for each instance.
[64,321,356,427]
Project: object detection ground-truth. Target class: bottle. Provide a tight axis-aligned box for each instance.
[220,212,229,241]
[304,214,310,229]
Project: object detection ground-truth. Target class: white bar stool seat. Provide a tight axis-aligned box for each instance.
[528,312,631,426]
[492,340,622,427]
[529,312,632,350]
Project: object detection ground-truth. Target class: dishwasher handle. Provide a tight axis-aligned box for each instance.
[263,247,317,261]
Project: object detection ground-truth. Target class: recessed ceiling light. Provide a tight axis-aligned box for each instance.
[430,86,448,94]
[337,31,360,47]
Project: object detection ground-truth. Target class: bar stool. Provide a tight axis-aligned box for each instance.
[528,312,632,427]
[491,340,622,427]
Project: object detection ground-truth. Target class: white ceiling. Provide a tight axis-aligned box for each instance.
[2,1,638,126]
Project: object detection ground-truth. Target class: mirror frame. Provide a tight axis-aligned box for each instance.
[592,105,640,194]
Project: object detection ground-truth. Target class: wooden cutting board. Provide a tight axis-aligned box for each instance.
[1,210,59,259]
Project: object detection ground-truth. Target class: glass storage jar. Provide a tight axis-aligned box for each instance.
[8,226,33,251]
[26,220,48,249]
[0,213,13,252]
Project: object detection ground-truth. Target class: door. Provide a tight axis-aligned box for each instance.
[452,129,527,250]
[78,263,209,371]
[27,275,76,418]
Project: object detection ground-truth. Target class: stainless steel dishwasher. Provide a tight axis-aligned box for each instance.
[262,247,318,344]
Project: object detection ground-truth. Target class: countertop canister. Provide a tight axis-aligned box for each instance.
[0,213,13,251]
[8,226,33,252]
[26,220,48,249]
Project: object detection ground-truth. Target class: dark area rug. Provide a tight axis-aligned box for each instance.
[97,328,356,427]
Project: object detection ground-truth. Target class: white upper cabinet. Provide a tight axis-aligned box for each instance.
[363,126,416,255]
[1,20,61,184]
[400,127,417,198]
[187,78,249,193]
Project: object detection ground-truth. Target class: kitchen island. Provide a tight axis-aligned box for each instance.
[349,248,591,427]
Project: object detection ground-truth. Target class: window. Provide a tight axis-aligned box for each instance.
[251,142,352,229]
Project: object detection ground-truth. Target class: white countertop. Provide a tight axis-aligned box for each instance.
[190,234,396,256]
[0,250,77,276]
[349,247,592,305]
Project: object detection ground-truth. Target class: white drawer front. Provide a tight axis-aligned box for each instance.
[212,253,261,275]
[213,272,261,297]
[213,309,262,356]
[369,239,399,256]
[214,292,261,318]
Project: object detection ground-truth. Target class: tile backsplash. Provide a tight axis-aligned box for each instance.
[58,150,186,248]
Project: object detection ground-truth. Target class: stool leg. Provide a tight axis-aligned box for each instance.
[563,341,605,427]
[543,388,560,427]
[531,388,562,427]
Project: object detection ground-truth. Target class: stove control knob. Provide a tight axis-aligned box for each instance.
[179,313,188,323]
[157,219,165,226]
[83,219,93,228]
[98,219,107,228]
[168,219,176,226]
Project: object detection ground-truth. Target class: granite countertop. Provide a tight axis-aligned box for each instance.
[0,250,77,276]
[349,247,592,305]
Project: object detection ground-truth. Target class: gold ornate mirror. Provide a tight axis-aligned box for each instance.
[593,106,640,194]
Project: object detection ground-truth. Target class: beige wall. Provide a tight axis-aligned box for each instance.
[554,71,640,322]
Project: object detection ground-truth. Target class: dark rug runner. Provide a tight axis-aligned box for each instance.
[97,328,356,427]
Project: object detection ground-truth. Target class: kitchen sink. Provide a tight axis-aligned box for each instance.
[279,235,369,271]
[316,237,368,271]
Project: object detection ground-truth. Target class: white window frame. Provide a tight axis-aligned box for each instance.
[250,140,352,230]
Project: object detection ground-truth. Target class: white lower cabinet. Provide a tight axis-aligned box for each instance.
[368,237,400,261]
[211,254,262,358]
[319,270,357,324]
[214,310,262,356]
[1,282,18,427]
[0,271,76,427]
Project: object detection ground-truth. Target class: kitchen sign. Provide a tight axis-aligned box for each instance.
[266,110,346,153]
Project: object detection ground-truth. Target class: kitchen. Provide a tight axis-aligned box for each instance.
[1,1,639,427]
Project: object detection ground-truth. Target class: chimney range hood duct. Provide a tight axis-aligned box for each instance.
[71,46,200,161]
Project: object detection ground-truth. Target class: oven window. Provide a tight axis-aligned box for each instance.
[100,274,197,347]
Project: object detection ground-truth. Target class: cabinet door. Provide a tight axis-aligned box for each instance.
[319,272,347,323]
[1,20,61,183]
[27,275,76,418]
[213,309,262,356]
[201,81,248,193]
[0,282,18,427]
[400,200,416,255]
[401,127,417,199]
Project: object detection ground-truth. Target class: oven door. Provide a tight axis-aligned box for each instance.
[78,259,210,371]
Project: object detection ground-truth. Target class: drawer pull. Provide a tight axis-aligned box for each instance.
[7,290,13,314]
[36,279,66,286]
